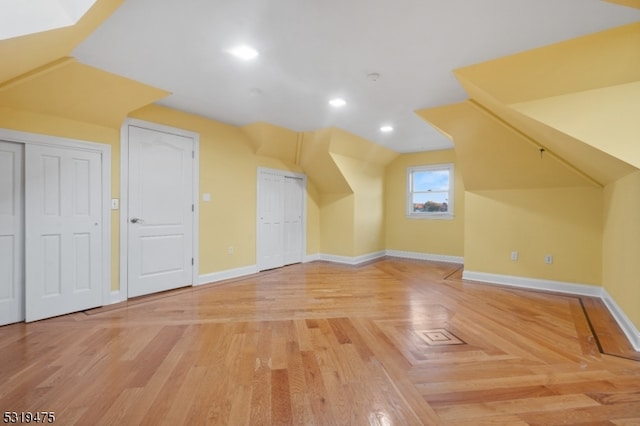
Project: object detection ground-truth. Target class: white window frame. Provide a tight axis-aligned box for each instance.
[406,163,454,220]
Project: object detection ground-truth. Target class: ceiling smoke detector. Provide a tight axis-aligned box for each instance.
[367,73,381,82]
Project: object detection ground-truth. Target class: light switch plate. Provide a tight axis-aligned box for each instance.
[111,198,119,210]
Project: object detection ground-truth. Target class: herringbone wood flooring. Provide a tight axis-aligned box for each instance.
[1,258,639,425]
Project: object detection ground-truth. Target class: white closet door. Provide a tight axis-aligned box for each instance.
[25,144,103,322]
[257,169,305,271]
[283,176,303,265]
[0,142,24,326]
[258,171,285,271]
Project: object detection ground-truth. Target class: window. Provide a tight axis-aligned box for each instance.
[407,163,454,219]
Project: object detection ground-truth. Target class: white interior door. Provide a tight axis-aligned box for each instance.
[127,126,194,298]
[257,169,305,271]
[25,144,103,322]
[0,141,24,326]
[283,176,303,265]
[258,171,284,271]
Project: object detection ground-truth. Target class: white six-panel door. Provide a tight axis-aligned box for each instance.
[127,125,194,298]
[0,142,24,326]
[283,176,304,265]
[257,169,305,271]
[25,144,103,322]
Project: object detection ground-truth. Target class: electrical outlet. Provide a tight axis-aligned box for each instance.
[545,254,553,264]
[227,246,234,255]
[511,251,518,261]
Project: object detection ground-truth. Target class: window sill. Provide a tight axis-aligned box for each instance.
[406,213,454,220]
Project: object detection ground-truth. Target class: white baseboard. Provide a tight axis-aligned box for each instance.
[318,251,386,265]
[198,264,259,286]
[463,270,640,352]
[386,249,464,264]
[462,270,602,297]
[304,253,321,263]
[307,250,464,265]
[602,288,640,352]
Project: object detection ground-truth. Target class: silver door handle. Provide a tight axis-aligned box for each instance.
[130,217,144,223]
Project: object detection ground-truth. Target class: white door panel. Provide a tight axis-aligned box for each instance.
[258,172,284,270]
[0,142,24,325]
[284,176,303,265]
[128,126,194,298]
[25,144,102,322]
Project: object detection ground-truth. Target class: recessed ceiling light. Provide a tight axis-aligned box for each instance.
[380,125,394,133]
[227,45,259,60]
[329,98,347,107]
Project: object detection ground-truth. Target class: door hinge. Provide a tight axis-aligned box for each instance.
[191,258,194,266]
[192,204,194,212]
[192,151,195,159]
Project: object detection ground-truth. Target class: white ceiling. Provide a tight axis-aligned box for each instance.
[72,0,638,153]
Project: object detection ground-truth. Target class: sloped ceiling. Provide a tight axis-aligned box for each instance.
[418,22,639,190]
[241,122,300,164]
[0,0,170,129]
[0,0,123,84]
[511,82,640,170]
[455,23,640,104]
[69,0,638,153]
[418,101,600,190]
[604,0,640,8]
[0,57,169,128]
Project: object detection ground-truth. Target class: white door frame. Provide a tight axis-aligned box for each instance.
[119,118,199,300]
[256,167,307,271]
[0,128,112,308]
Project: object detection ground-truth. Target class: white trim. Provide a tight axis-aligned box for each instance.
[319,251,386,266]
[304,253,321,263]
[0,128,112,309]
[120,119,200,300]
[198,265,259,286]
[462,270,602,297]
[602,288,640,352]
[463,270,640,352]
[386,249,464,264]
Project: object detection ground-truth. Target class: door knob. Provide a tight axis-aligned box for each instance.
[130,217,144,223]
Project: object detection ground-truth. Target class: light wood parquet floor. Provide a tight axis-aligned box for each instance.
[1,258,639,425]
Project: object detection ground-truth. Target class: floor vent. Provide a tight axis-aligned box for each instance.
[416,329,466,346]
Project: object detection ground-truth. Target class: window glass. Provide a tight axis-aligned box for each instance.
[407,164,454,218]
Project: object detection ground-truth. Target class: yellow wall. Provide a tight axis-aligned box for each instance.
[465,188,603,285]
[331,153,386,256]
[603,171,640,327]
[319,194,355,256]
[306,180,321,256]
[385,150,465,257]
